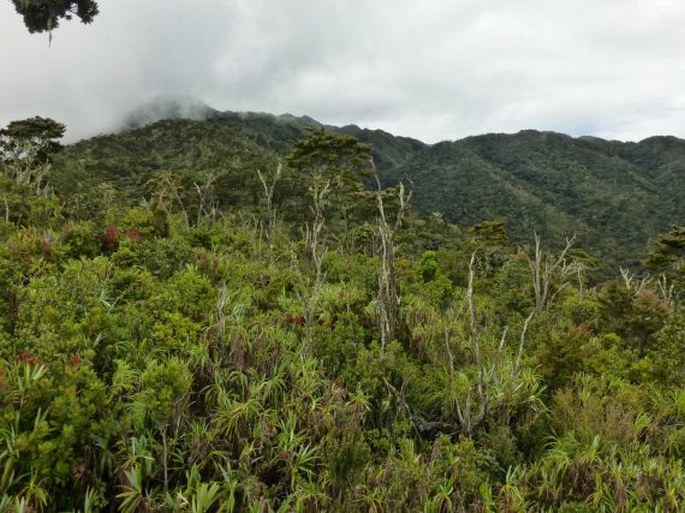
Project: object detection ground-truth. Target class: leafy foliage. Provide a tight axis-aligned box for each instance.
[9,0,98,34]
[51,114,685,275]
[1,116,65,197]
[1,117,684,511]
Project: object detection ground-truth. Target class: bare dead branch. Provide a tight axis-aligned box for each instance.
[257,163,283,268]
[528,232,576,310]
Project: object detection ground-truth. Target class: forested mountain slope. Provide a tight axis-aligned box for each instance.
[395,130,683,268]
[52,110,685,268]
[52,119,281,208]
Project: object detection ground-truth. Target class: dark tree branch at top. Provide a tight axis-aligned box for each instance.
[10,0,98,34]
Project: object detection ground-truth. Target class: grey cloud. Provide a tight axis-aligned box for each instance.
[2,0,685,143]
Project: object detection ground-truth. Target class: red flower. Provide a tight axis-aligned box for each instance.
[66,354,81,367]
[17,349,39,363]
[123,230,142,243]
[103,226,120,251]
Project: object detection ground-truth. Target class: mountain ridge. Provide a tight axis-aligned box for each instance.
[53,104,685,268]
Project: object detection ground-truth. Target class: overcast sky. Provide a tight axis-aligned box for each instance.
[2,0,685,143]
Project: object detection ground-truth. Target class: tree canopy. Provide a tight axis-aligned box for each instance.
[286,126,372,177]
[9,0,98,34]
[1,116,65,196]
[1,116,65,148]
[1,116,65,167]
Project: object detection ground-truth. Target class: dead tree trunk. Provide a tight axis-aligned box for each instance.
[452,253,535,435]
[374,164,411,354]
[528,232,576,311]
[257,164,282,269]
[299,172,332,350]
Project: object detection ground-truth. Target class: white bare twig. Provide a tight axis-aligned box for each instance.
[528,232,576,310]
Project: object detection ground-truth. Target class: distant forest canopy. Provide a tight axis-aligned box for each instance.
[1,113,684,511]
[47,104,685,273]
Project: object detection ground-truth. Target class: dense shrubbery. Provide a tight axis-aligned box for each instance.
[1,126,684,512]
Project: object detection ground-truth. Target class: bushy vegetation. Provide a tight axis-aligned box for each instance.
[51,115,685,276]
[395,130,685,272]
[1,120,684,511]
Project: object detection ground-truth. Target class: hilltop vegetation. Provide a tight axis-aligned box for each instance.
[397,130,684,270]
[1,116,684,511]
[51,110,685,271]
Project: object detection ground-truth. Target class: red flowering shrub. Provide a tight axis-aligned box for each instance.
[103,225,120,252]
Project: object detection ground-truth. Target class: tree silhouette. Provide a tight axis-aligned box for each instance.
[9,0,98,34]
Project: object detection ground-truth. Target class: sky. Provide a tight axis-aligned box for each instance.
[2,0,685,143]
